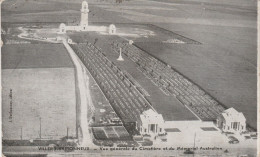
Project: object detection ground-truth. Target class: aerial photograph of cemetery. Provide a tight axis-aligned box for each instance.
[1,0,257,156]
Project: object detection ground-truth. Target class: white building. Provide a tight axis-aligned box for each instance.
[138,109,165,136]
[59,23,66,33]
[108,24,116,34]
[59,1,116,34]
[216,107,246,133]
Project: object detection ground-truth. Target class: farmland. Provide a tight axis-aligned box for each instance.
[2,44,74,69]
[2,68,76,140]
[1,42,77,140]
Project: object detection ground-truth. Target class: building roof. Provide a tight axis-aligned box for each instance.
[140,109,164,124]
[221,107,246,122]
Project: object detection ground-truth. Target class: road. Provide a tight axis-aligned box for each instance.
[62,39,94,147]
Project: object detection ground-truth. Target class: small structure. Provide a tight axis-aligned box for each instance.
[216,107,246,133]
[138,109,165,136]
[108,24,116,34]
[129,40,134,45]
[117,48,124,61]
[59,23,66,34]
[68,38,73,44]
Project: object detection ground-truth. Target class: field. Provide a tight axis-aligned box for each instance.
[1,41,77,140]
[2,44,74,69]
[2,68,76,140]
[1,0,81,23]
[1,0,129,23]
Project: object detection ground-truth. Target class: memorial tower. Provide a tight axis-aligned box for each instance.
[81,1,89,30]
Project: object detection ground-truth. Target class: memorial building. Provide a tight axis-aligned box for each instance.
[59,1,116,34]
[216,107,246,133]
[138,109,165,136]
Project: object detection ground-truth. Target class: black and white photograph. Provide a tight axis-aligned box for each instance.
[1,0,258,156]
